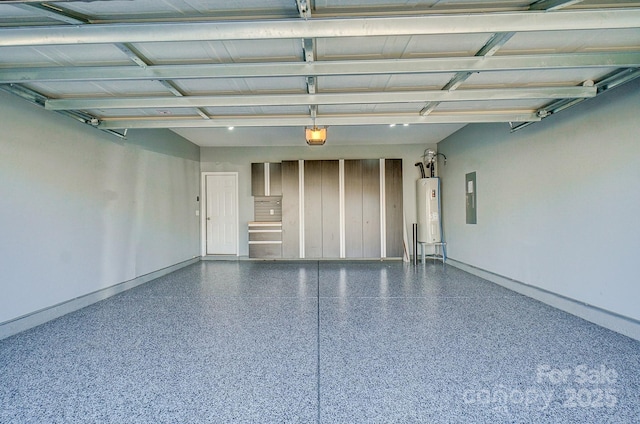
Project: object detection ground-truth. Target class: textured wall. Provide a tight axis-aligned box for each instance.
[438,78,640,321]
[0,90,201,323]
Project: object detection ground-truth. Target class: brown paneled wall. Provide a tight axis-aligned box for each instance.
[385,159,404,258]
[281,160,300,258]
[252,159,401,259]
[321,160,340,258]
[362,159,382,258]
[344,160,364,258]
[303,160,323,258]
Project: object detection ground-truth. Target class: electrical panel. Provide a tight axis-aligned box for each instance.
[416,178,441,243]
[465,172,477,224]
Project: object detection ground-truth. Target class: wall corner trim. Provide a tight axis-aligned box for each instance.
[446,258,640,342]
[0,257,200,340]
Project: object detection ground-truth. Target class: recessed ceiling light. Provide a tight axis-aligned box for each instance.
[389,124,396,128]
[228,126,234,130]
[403,123,409,127]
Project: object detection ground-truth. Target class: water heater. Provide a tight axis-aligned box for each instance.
[416,178,441,243]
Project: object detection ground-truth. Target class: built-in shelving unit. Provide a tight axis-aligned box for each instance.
[248,222,282,259]
[251,159,403,259]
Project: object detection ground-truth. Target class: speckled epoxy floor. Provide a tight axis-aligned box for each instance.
[1,261,639,423]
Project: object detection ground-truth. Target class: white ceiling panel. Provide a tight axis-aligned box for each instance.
[56,0,297,20]
[314,0,532,14]
[317,0,441,7]
[132,39,302,65]
[318,33,495,60]
[204,105,310,116]
[0,45,130,67]
[500,29,640,55]
[89,108,199,118]
[242,77,309,93]
[320,103,421,114]
[464,68,619,87]
[25,81,170,98]
[318,73,455,91]
[384,74,459,90]
[318,36,413,60]
[0,5,45,19]
[434,99,546,111]
[171,77,307,95]
[319,104,380,114]
[0,4,33,17]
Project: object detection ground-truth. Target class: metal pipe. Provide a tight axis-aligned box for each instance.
[413,223,418,266]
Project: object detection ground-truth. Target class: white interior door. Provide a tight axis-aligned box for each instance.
[205,174,238,255]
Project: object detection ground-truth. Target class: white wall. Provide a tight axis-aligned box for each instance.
[201,144,437,257]
[438,78,640,322]
[0,90,201,324]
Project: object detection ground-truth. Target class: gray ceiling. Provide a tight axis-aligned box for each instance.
[0,0,639,147]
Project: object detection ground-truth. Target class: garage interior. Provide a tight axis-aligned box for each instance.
[1,0,639,422]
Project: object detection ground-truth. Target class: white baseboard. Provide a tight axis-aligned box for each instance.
[0,257,200,340]
[446,258,640,342]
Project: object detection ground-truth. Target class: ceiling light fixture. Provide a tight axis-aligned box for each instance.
[305,126,327,146]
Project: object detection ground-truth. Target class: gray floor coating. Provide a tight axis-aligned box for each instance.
[1,261,639,423]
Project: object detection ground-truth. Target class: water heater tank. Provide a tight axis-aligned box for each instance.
[416,178,441,243]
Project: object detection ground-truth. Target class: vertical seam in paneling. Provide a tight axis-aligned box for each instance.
[299,159,305,259]
[316,260,321,422]
[380,158,387,258]
[264,162,270,196]
[234,173,239,256]
[339,159,345,258]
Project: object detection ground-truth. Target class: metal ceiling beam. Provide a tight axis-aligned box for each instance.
[1,9,639,47]
[45,86,596,110]
[10,3,88,25]
[114,43,149,68]
[511,67,640,132]
[295,0,312,20]
[529,0,585,11]
[420,31,514,115]
[156,80,210,120]
[474,31,516,57]
[302,38,316,64]
[2,52,638,84]
[297,0,318,122]
[97,112,541,130]
[0,82,128,139]
[111,43,210,119]
[11,4,211,123]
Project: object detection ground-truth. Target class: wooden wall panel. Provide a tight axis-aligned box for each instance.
[253,197,282,222]
[249,244,282,258]
[281,160,299,258]
[322,160,340,258]
[362,159,381,258]
[344,160,363,258]
[304,160,323,258]
[269,162,282,196]
[385,159,404,258]
[251,163,265,196]
[256,158,401,260]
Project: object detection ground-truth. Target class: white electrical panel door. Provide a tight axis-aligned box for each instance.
[416,178,441,243]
